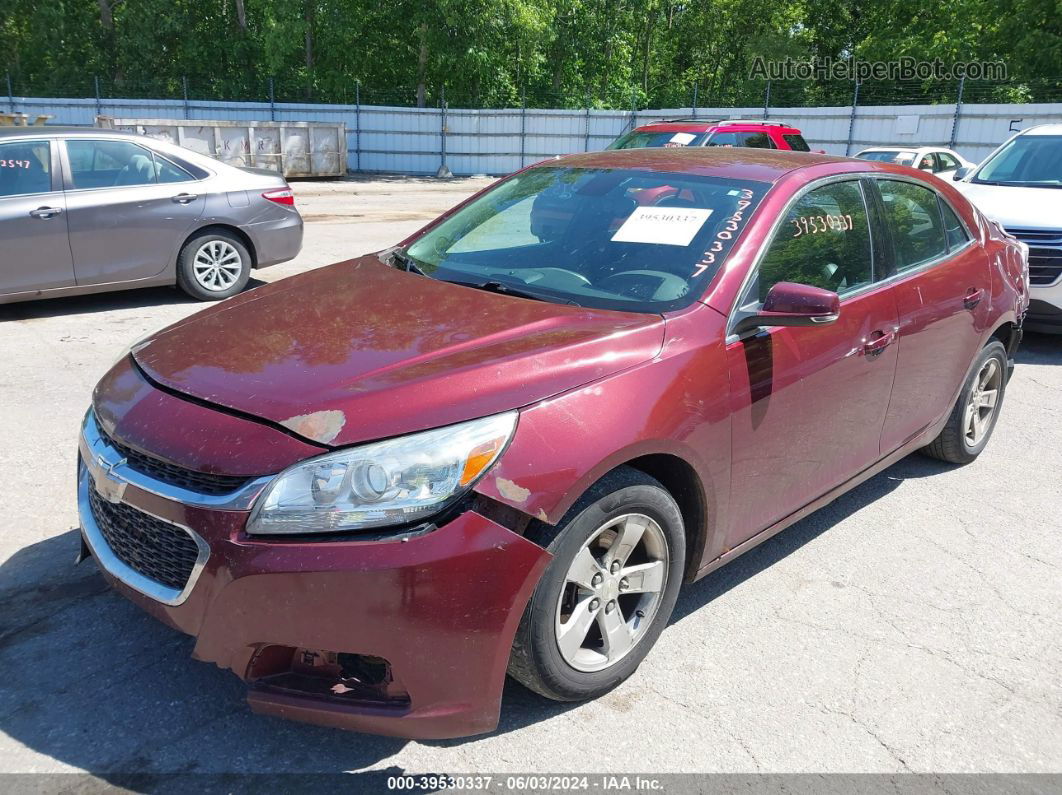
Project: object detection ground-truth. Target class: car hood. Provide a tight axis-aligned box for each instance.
[954,182,1062,228]
[132,256,664,447]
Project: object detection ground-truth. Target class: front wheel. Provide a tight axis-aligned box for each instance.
[176,231,252,301]
[508,467,685,701]
[922,340,1008,464]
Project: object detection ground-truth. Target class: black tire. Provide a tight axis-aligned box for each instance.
[922,340,1008,464]
[176,230,252,301]
[508,466,685,701]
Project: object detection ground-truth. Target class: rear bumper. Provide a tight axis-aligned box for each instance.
[246,211,303,269]
[78,437,550,739]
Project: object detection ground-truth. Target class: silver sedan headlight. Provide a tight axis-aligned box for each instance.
[247,412,517,535]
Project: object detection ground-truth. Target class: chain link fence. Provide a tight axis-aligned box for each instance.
[7,74,1062,176]
[8,73,1062,111]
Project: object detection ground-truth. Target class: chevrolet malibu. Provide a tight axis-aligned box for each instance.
[79,148,1028,739]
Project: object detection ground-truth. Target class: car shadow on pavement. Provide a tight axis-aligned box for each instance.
[0,279,269,322]
[0,455,950,780]
[669,452,950,625]
[1016,331,1062,366]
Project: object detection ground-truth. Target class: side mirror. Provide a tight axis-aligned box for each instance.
[952,166,973,181]
[733,281,840,335]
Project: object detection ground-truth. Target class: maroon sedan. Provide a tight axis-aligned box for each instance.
[79,149,1029,739]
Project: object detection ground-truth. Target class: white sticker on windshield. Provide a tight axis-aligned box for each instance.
[669,132,696,145]
[611,207,714,247]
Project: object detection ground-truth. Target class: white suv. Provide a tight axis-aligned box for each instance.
[953,124,1062,333]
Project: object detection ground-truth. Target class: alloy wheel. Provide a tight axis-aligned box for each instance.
[964,357,1002,447]
[192,240,243,292]
[554,513,669,673]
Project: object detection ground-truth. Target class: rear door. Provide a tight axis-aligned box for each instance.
[60,138,205,285]
[0,137,75,295]
[725,178,899,547]
[872,177,991,453]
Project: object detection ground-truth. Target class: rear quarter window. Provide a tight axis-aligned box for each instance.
[782,134,811,152]
[938,197,971,251]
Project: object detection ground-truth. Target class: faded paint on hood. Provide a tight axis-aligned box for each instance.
[133,256,665,446]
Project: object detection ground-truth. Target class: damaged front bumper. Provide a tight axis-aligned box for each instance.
[77,413,551,739]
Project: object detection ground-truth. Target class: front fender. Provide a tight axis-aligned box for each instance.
[474,308,732,567]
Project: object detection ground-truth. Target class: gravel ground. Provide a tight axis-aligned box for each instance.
[0,176,1060,784]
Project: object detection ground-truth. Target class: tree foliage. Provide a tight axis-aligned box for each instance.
[1,0,1058,106]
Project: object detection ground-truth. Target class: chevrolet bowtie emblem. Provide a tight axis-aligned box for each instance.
[94,456,128,504]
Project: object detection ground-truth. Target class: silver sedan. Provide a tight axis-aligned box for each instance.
[0,126,303,304]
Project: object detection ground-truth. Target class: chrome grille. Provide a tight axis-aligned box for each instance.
[99,425,250,496]
[1006,227,1062,286]
[87,482,200,591]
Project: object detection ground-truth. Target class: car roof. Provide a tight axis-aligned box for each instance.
[632,119,802,134]
[539,147,851,183]
[859,147,921,152]
[0,125,140,139]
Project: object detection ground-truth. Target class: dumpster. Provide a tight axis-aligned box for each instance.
[95,116,346,178]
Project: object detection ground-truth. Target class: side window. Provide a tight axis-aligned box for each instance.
[67,140,159,189]
[706,132,737,147]
[938,197,970,251]
[737,132,774,149]
[153,154,194,184]
[0,140,51,197]
[783,134,811,152]
[937,152,960,172]
[877,179,948,270]
[756,180,873,301]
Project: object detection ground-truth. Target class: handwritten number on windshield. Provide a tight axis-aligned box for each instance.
[692,190,754,278]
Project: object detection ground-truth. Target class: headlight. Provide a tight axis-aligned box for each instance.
[247,411,517,535]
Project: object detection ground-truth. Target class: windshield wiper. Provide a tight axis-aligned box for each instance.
[390,248,427,275]
[449,279,581,306]
[975,179,1062,188]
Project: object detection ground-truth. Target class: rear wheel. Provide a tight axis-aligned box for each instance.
[922,340,1008,464]
[508,467,685,701]
[176,230,251,301]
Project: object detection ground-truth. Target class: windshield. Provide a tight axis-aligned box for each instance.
[608,131,708,149]
[973,134,1062,187]
[858,150,917,165]
[405,167,768,312]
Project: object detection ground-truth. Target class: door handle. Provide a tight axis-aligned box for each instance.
[862,329,897,357]
[29,206,63,219]
[171,193,198,204]
[963,288,984,310]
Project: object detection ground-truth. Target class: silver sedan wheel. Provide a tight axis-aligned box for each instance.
[964,357,1002,447]
[554,513,669,673]
[192,240,243,292]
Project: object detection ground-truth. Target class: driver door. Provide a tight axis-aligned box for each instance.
[724,178,900,549]
[60,138,204,285]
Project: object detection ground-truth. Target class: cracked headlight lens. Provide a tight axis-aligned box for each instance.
[247,412,517,535]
